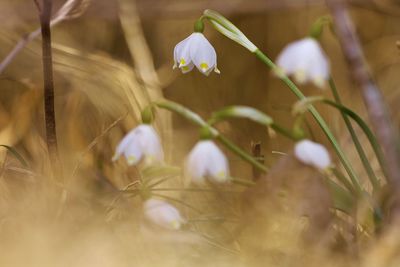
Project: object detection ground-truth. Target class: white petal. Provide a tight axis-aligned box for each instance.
[112,130,136,161]
[180,62,195,74]
[185,140,230,184]
[214,65,221,74]
[276,42,300,75]
[205,142,229,182]
[113,124,163,166]
[308,48,330,88]
[144,198,185,230]
[173,34,194,68]
[294,139,331,170]
[185,141,209,184]
[289,41,313,83]
[136,125,164,163]
[123,137,143,165]
[188,33,217,75]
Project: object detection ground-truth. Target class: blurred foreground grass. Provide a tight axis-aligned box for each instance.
[0,0,400,266]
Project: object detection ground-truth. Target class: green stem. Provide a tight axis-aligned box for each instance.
[253,49,362,193]
[208,105,301,140]
[331,168,357,195]
[270,123,302,140]
[216,135,269,173]
[329,78,380,191]
[153,101,268,174]
[154,101,207,128]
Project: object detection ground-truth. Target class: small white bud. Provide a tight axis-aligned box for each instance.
[294,139,331,170]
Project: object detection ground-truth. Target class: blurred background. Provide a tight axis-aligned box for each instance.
[0,0,400,266]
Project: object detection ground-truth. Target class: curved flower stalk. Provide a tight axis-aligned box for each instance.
[209,105,302,140]
[276,37,330,89]
[173,33,220,75]
[209,106,273,126]
[309,16,333,40]
[112,124,163,166]
[185,140,230,184]
[143,198,185,230]
[294,139,332,170]
[202,9,257,52]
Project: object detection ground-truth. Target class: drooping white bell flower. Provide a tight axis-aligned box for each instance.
[173,32,220,76]
[185,140,229,184]
[276,37,330,88]
[144,198,185,230]
[112,124,163,166]
[294,139,331,170]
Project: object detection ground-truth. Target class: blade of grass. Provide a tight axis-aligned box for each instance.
[329,77,380,191]
[0,145,28,167]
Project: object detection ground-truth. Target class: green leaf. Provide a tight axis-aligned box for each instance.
[0,145,28,167]
[327,179,355,214]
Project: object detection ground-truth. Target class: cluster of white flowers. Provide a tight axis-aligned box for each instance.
[113,124,229,184]
[112,26,333,231]
[173,30,330,87]
[113,124,230,230]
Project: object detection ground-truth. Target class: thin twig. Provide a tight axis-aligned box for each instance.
[33,0,42,11]
[0,0,90,75]
[326,0,400,218]
[70,113,127,179]
[0,29,41,74]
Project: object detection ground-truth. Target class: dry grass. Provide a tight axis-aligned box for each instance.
[0,0,400,266]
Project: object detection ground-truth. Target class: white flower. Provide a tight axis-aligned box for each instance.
[185,140,229,184]
[276,37,330,88]
[173,32,220,76]
[294,139,331,170]
[112,124,163,165]
[144,198,185,230]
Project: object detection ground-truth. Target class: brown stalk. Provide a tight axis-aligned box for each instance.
[37,0,61,180]
[326,0,400,219]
